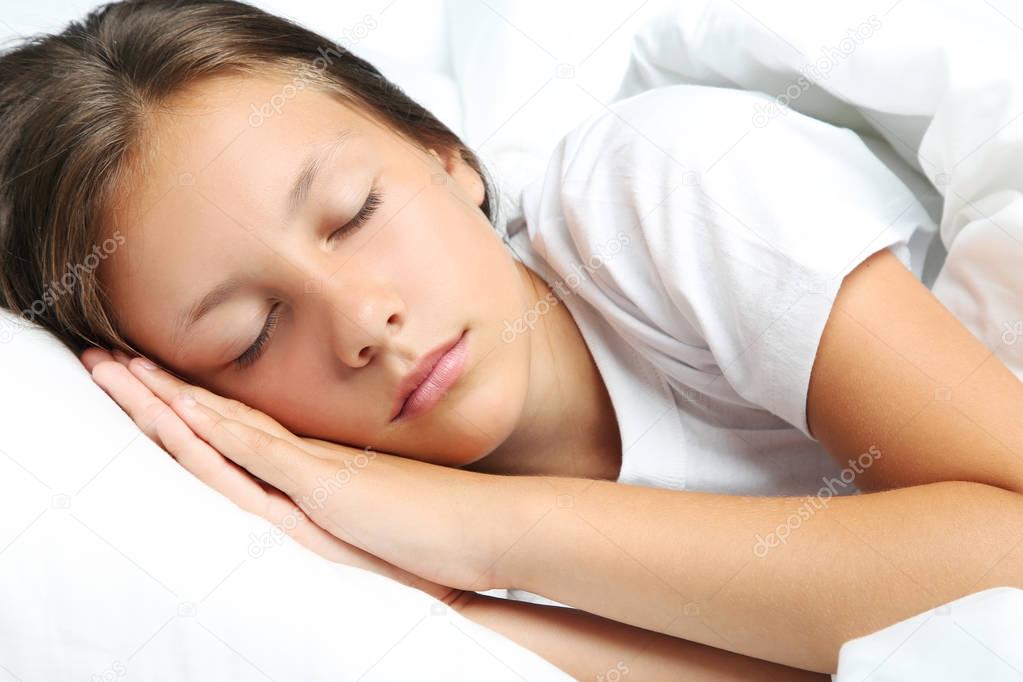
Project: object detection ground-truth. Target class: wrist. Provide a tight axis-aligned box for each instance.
[440,588,477,614]
[415,579,474,609]
[485,474,551,592]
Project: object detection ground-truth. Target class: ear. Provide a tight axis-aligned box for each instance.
[429,147,486,209]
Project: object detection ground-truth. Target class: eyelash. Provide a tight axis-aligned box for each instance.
[233,188,383,369]
[327,187,382,244]
[235,302,282,369]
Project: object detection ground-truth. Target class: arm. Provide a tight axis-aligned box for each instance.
[84,348,825,681]
[501,473,1023,674]
[458,592,827,681]
[92,248,1023,673]
[495,248,1023,673]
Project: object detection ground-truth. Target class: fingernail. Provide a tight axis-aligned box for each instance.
[139,359,157,371]
[179,393,196,407]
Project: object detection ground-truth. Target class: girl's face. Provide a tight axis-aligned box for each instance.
[101,73,533,467]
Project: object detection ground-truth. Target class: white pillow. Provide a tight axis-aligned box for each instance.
[0,3,556,677]
[0,309,570,679]
[445,0,662,223]
[1,0,453,77]
[0,2,462,138]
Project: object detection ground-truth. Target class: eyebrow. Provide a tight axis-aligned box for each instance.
[285,127,354,220]
[175,276,246,342]
[172,127,354,341]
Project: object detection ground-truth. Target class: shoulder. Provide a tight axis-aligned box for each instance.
[561,84,775,175]
[516,84,930,435]
[558,83,867,183]
[529,83,925,280]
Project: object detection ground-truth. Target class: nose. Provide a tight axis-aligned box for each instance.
[317,272,405,368]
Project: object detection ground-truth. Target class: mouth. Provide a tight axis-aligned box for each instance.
[390,329,469,423]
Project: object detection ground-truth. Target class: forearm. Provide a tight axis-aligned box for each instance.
[498,476,1023,673]
[457,592,827,681]
[335,537,823,679]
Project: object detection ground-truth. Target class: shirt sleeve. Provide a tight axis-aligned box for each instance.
[523,84,934,439]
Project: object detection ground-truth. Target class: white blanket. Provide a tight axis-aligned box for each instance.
[617,0,1023,380]
[610,0,1023,678]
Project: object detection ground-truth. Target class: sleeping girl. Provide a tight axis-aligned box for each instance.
[2,1,1022,679]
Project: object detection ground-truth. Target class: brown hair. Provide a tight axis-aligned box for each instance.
[0,0,496,355]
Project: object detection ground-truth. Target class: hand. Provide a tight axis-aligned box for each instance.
[82,348,514,594]
[81,347,471,606]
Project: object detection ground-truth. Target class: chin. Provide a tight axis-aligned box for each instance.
[420,410,520,468]
[448,382,527,467]
[448,426,511,467]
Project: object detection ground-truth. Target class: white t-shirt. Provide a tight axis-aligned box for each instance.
[500,84,935,498]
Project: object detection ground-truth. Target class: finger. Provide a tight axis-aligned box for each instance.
[80,347,115,372]
[150,398,273,518]
[91,360,181,446]
[91,359,281,518]
[90,356,347,549]
[112,348,135,368]
[301,436,375,464]
[126,358,296,442]
[173,395,318,500]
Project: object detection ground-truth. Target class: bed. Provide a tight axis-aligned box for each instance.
[2,1,1021,679]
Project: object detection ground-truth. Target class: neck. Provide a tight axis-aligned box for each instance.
[464,261,621,481]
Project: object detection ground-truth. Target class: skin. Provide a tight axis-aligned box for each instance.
[84,346,823,681]
[492,247,1023,672]
[85,70,817,679]
[85,71,1023,674]
[101,71,620,477]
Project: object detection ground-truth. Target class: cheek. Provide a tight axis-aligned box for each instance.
[384,206,508,299]
[242,376,369,444]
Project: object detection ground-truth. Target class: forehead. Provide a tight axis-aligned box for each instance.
[139,73,372,182]
[109,71,387,252]
[101,73,377,357]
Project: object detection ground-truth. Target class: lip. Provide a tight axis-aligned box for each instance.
[390,329,468,422]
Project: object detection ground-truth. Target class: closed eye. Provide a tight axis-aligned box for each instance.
[234,301,281,369]
[328,187,382,244]
[232,188,383,370]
